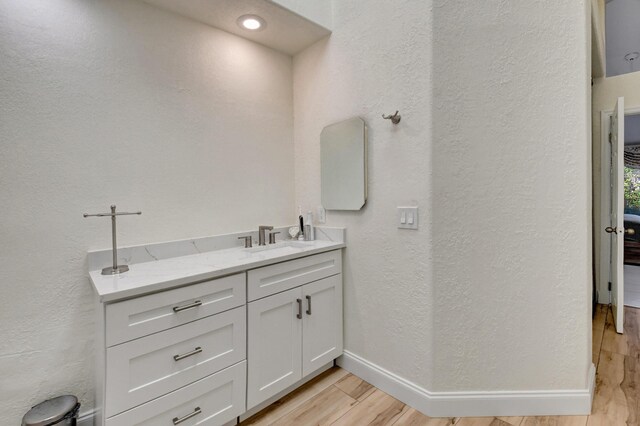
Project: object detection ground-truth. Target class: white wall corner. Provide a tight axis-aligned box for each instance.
[591,0,606,78]
[338,351,596,418]
[268,0,332,30]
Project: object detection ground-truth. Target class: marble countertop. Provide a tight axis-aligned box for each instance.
[89,239,345,303]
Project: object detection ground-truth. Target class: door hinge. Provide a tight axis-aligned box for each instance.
[608,281,612,291]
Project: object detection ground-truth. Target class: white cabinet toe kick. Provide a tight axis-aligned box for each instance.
[92,248,343,426]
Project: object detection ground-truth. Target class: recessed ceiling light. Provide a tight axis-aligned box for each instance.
[237,15,266,31]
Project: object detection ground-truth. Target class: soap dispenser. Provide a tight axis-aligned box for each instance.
[305,211,315,241]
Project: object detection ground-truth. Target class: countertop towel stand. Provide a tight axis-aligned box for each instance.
[84,205,142,275]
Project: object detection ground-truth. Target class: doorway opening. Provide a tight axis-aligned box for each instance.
[600,105,640,329]
[599,100,635,333]
[621,114,640,307]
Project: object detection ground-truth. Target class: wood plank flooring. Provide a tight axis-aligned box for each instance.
[241,304,638,426]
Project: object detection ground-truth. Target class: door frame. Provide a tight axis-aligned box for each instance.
[598,105,640,304]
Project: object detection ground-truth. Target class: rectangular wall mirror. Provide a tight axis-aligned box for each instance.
[321,117,368,210]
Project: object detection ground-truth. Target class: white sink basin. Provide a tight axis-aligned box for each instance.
[243,240,314,253]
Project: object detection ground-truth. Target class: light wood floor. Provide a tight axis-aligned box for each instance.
[240,304,639,426]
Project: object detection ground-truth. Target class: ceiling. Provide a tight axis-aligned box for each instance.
[606,0,640,77]
[140,0,331,55]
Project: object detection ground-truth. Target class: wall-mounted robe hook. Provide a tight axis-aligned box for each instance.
[382,110,401,125]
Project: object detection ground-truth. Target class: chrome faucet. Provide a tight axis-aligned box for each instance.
[258,225,274,246]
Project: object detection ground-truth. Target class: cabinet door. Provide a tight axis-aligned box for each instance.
[247,287,303,409]
[302,274,343,376]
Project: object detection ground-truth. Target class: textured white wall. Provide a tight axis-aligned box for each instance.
[294,0,435,390]
[294,0,591,394]
[431,0,591,391]
[0,0,293,421]
[593,72,640,302]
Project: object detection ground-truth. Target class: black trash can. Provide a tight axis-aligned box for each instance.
[22,395,80,426]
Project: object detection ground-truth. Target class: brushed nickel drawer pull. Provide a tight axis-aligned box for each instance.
[173,347,202,361]
[173,407,201,425]
[173,300,202,312]
[296,298,302,319]
[306,295,312,315]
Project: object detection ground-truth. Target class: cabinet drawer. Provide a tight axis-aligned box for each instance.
[105,306,246,417]
[247,250,341,301]
[106,361,246,426]
[106,273,245,346]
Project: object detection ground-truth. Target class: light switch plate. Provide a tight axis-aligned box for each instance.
[398,207,418,229]
[317,206,326,224]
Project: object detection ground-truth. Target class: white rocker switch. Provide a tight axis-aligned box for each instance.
[398,207,418,229]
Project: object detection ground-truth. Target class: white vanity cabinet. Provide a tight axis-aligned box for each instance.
[92,243,344,426]
[95,273,247,426]
[246,250,343,409]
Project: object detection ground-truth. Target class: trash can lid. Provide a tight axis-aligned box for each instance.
[22,395,78,426]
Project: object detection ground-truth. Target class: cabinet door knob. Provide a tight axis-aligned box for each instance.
[296,298,302,319]
[306,295,312,315]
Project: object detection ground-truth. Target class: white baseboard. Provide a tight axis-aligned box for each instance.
[77,409,96,426]
[337,350,595,418]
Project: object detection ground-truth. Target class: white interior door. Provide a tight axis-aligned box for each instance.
[610,96,625,333]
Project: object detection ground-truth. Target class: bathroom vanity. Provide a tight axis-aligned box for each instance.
[89,233,344,426]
